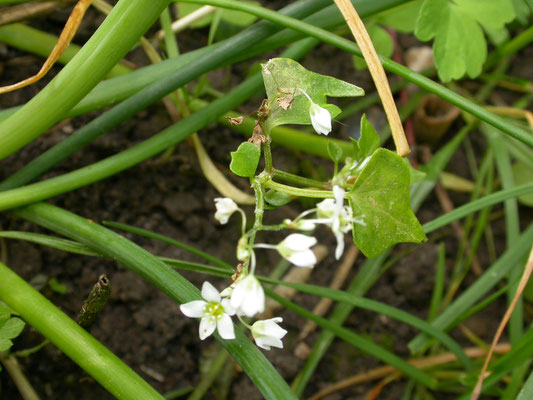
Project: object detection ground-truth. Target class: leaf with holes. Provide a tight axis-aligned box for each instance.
[346,148,426,258]
[261,58,364,131]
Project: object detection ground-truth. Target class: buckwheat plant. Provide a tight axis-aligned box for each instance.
[181,58,426,351]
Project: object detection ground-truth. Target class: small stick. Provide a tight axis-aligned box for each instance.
[0,0,93,94]
[0,1,74,26]
[297,245,358,342]
[309,343,512,400]
[154,6,217,41]
[0,352,41,400]
[333,0,410,157]
[77,274,110,328]
[470,245,533,400]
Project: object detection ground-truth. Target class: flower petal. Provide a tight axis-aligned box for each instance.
[180,300,207,318]
[221,298,236,316]
[334,231,345,260]
[230,275,265,318]
[282,233,317,251]
[256,335,283,350]
[309,103,332,135]
[288,249,317,268]
[199,315,216,340]
[201,281,221,303]
[214,198,238,224]
[216,313,235,340]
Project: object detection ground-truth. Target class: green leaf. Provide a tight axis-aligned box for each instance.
[177,2,260,28]
[358,115,380,159]
[261,58,364,131]
[353,23,393,70]
[229,142,260,178]
[406,160,426,185]
[511,0,532,24]
[454,0,516,30]
[512,161,533,207]
[327,141,343,163]
[346,149,426,258]
[265,189,293,207]
[0,231,99,256]
[415,0,487,82]
[375,1,422,33]
[0,316,25,352]
[48,277,68,295]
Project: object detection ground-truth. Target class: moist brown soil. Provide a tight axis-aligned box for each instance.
[1,4,533,400]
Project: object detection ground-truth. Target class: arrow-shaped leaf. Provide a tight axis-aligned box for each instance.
[261,58,364,131]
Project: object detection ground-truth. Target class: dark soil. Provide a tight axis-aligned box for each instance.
[1,4,533,400]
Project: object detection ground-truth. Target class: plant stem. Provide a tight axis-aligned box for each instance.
[0,261,165,400]
[262,179,334,199]
[0,0,171,161]
[273,169,329,189]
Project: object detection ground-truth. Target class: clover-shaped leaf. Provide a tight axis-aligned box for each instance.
[346,148,426,258]
[261,58,364,131]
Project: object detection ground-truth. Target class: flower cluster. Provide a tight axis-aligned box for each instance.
[181,189,364,351]
[180,87,364,352]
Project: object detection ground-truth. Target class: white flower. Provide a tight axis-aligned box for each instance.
[251,317,288,350]
[214,198,238,224]
[309,103,332,135]
[316,186,365,259]
[276,233,317,268]
[180,281,235,340]
[230,274,265,317]
[300,89,332,135]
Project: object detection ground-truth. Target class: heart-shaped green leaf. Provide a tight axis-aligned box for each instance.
[346,148,426,258]
[261,58,364,131]
[230,142,261,178]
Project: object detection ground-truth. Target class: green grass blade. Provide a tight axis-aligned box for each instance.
[421,184,533,234]
[0,231,99,256]
[0,23,131,77]
[0,0,410,124]
[11,202,297,400]
[181,0,533,148]
[0,261,165,399]
[0,0,171,161]
[517,368,533,400]
[0,1,327,194]
[409,225,533,354]
[259,279,472,370]
[103,221,234,270]
[264,288,437,389]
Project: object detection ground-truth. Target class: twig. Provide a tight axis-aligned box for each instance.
[484,106,533,131]
[297,245,358,343]
[434,181,483,276]
[0,0,93,94]
[308,343,512,400]
[0,352,40,400]
[154,6,217,41]
[333,0,410,157]
[0,1,75,26]
[470,245,533,400]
